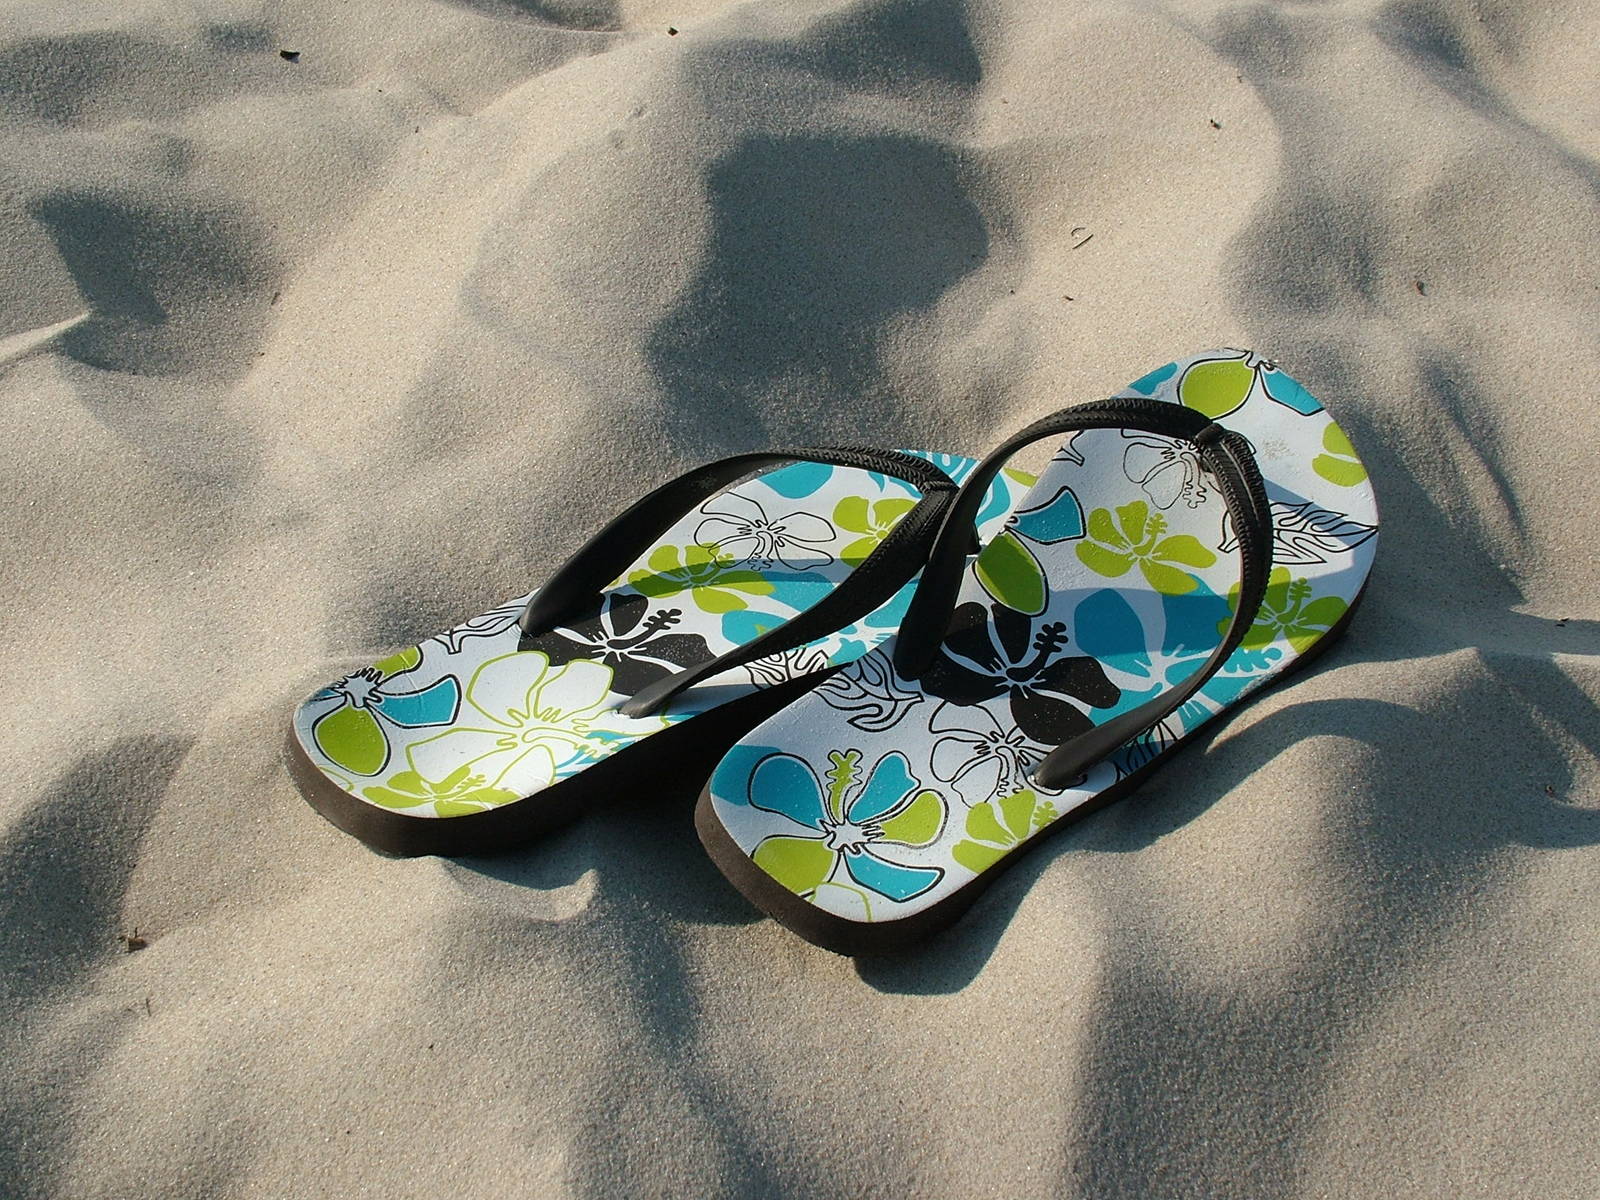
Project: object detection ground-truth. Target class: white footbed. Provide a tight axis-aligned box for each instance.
[705,349,1380,925]
[289,453,1035,820]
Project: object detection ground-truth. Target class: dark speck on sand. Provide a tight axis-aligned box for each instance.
[280,49,300,62]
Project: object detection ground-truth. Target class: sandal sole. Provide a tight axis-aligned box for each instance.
[695,581,1369,955]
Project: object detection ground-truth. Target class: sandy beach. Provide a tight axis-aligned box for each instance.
[3,0,1598,1195]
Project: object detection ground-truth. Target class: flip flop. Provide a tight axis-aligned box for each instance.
[696,349,1379,953]
[287,447,1038,855]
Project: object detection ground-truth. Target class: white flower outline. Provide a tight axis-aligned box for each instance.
[693,492,836,571]
[404,650,666,796]
[928,701,1044,808]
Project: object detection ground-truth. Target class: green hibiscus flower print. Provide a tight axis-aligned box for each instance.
[1312,424,1368,487]
[951,788,1057,874]
[1075,501,1217,595]
[745,748,947,911]
[403,650,666,801]
[362,765,518,817]
[974,482,1087,616]
[833,494,917,565]
[310,645,461,776]
[1224,566,1349,654]
[627,543,775,614]
[1176,349,1324,419]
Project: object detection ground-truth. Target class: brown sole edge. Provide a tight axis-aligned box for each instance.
[694,582,1371,956]
[286,669,836,857]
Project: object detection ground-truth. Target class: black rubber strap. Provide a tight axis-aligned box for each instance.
[891,398,1274,790]
[516,447,958,718]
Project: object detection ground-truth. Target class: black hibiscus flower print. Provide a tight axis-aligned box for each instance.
[920,602,1121,745]
[520,592,714,696]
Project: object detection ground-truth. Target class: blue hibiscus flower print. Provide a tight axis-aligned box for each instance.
[728,747,948,907]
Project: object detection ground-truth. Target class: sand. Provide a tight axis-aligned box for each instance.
[3,0,1598,1195]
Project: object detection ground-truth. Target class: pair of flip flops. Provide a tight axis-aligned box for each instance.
[288,349,1378,953]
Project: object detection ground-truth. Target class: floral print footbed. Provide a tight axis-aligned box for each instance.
[290,453,1037,818]
[704,350,1380,924]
